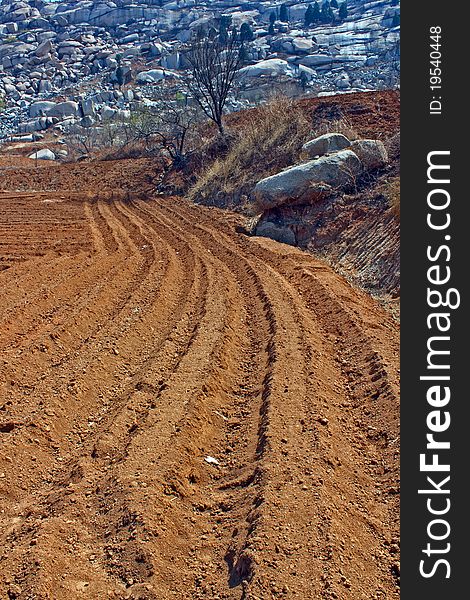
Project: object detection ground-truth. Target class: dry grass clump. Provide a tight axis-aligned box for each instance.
[187,98,365,208]
[188,96,312,207]
[380,177,400,218]
[313,116,359,143]
[385,131,400,162]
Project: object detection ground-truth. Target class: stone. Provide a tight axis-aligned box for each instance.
[121,33,140,44]
[350,139,388,170]
[5,22,19,34]
[48,101,79,118]
[302,133,351,158]
[298,54,334,68]
[29,101,56,118]
[38,80,52,93]
[101,106,117,121]
[34,40,53,57]
[80,98,95,117]
[255,221,296,245]
[135,69,165,83]
[239,58,293,78]
[298,65,316,80]
[81,115,95,128]
[29,149,56,161]
[291,37,315,53]
[253,150,362,211]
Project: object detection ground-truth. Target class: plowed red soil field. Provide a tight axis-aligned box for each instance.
[0,182,399,599]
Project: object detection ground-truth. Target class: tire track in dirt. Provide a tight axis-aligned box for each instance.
[0,195,399,600]
[123,199,280,594]
[0,197,214,597]
[0,198,122,346]
[151,201,339,598]
[84,201,107,254]
[1,198,272,598]
[155,199,400,599]
[0,197,164,496]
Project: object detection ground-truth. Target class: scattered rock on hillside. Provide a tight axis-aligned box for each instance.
[28,148,56,160]
[29,101,56,118]
[350,139,388,170]
[136,69,166,83]
[48,101,80,119]
[239,58,293,78]
[253,149,362,212]
[302,133,351,158]
[255,220,296,245]
[0,0,399,139]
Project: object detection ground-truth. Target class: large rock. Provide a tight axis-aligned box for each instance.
[48,101,79,118]
[28,149,56,161]
[34,40,53,57]
[239,58,293,78]
[297,54,335,68]
[101,105,117,121]
[29,101,56,117]
[302,133,351,158]
[255,220,296,245]
[80,97,95,117]
[350,139,388,170]
[136,69,165,83]
[253,150,362,211]
[291,37,316,53]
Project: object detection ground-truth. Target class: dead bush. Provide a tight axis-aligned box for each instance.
[188,96,312,207]
[380,177,400,218]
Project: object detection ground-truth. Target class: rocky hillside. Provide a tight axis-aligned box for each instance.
[0,0,399,137]
[183,90,400,299]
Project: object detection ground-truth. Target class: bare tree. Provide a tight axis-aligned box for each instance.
[65,126,107,158]
[127,87,199,166]
[184,29,241,135]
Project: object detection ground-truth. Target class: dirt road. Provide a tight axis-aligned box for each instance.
[0,192,399,599]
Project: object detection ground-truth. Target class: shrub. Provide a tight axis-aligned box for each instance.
[380,177,400,218]
[188,96,312,207]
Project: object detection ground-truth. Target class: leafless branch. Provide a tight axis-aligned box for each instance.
[183,30,241,135]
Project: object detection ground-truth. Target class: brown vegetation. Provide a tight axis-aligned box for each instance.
[184,90,399,208]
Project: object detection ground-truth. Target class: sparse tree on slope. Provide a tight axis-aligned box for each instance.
[238,43,250,63]
[218,15,232,44]
[279,3,289,22]
[339,2,348,21]
[184,30,241,136]
[305,4,315,26]
[312,1,321,23]
[128,88,198,167]
[240,22,254,43]
[321,1,334,23]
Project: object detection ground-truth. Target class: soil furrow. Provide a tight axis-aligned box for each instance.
[0,192,399,600]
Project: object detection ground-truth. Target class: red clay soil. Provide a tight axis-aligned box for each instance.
[227,90,400,141]
[0,160,399,600]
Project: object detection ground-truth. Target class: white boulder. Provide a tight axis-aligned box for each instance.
[29,149,56,161]
[302,133,351,158]
[29,101,56,118]
[239,59,293,78]
[136,69,166,83]
[254,150,362,211]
